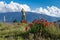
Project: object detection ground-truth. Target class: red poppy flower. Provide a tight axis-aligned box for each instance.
[21,20,27,23]
[36,20,41,24]
[25,27,28,31]
[29,23,33,27]
[44,22,49,28]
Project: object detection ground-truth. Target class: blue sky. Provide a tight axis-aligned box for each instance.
[0,0,60,17]
[0,0,60,9]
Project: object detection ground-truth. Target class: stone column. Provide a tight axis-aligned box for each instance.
[21,8,26,20]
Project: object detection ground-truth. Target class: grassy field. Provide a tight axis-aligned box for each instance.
[0,22,60,40]
[0,23,27,40]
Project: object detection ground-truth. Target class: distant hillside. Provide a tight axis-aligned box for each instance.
[54,20,60,27]
[0,12,60,22]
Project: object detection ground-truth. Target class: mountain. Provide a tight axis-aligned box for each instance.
[54,20,60,25]
[0,12,60,22]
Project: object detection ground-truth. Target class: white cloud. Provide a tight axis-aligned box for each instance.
[0,1,60,17]
[33,6,60,17]
[0,1,31,12]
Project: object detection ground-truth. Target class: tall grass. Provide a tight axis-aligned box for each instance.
[0,23,28,40]
[0,22,60,40]
[46,24,60,39]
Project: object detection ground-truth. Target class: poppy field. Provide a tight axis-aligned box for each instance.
[0,18,60,40]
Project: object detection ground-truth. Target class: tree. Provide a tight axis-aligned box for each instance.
[13,19,17,23]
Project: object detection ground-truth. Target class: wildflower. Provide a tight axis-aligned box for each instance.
[28,23,33,27]
[25,27,30,31]
[36,20,41,24]
[21,20,27,23]
[25,27,28,31]
[44,22,49,28]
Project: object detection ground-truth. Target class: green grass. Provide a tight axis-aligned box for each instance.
[0,23,28,40]
[46,24,60,39]
[0,23,60,40]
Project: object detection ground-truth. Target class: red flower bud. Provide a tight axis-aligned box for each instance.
[44,22,49,28]
[21,20,27,23]
[35,20,41,24]
[25,27,28,31]
[29,23,33,27]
